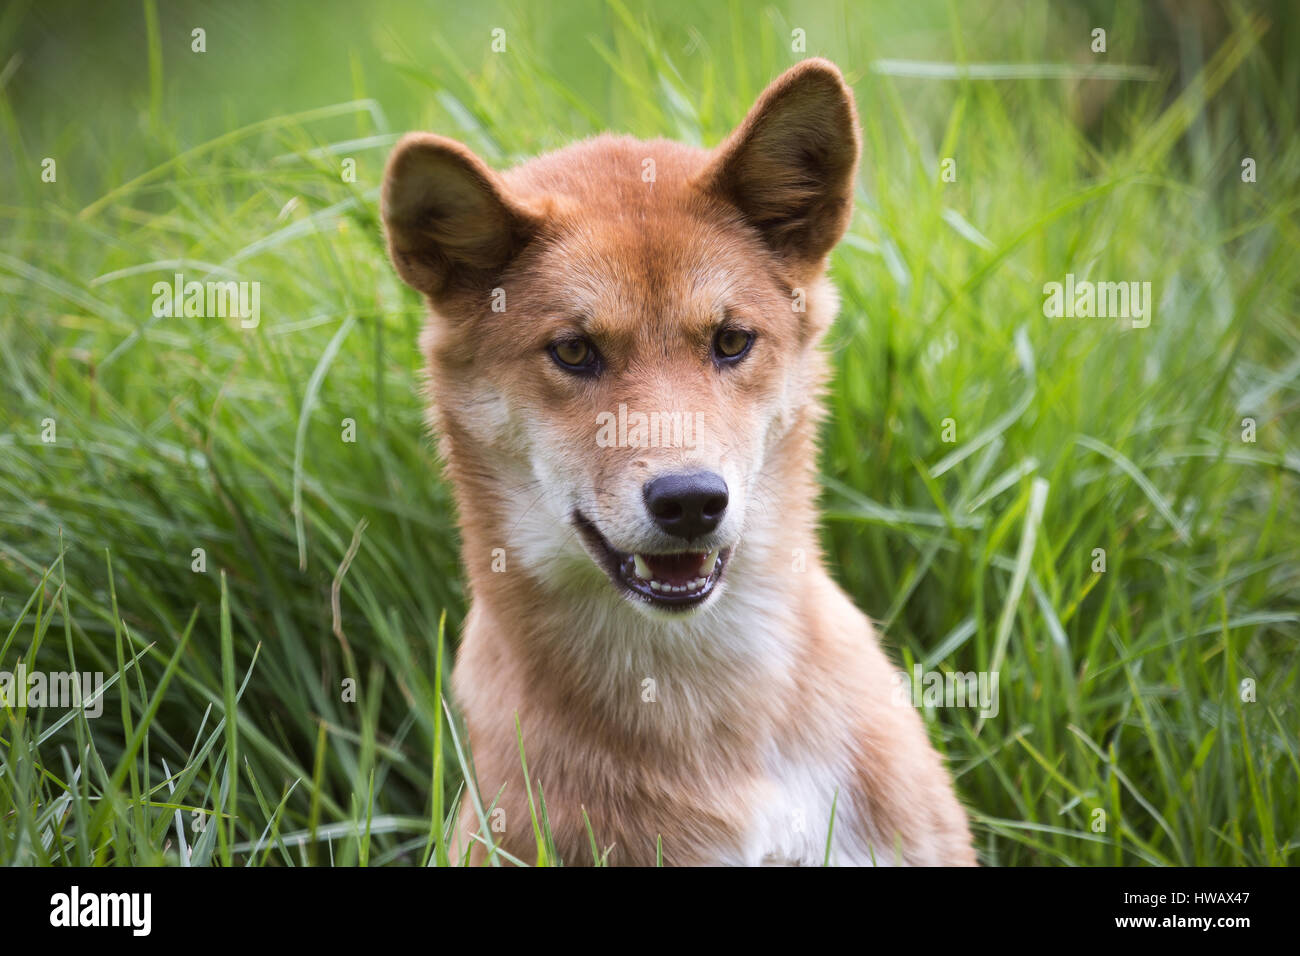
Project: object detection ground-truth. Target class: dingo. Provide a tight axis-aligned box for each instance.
[382,59,975,865]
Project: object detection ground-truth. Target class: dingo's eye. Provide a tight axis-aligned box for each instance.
[549,337,599,373]
[712,328,754,364]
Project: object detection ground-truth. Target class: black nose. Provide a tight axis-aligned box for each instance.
[643,471,729,540]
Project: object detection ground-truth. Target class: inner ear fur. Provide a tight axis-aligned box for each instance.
[696,58,861,269]
[381,132,541,298]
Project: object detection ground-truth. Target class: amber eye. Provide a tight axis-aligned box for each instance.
[549,337,598,372]
[712,328,754,364]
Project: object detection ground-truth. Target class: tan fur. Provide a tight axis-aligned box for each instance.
[382,59,976,866]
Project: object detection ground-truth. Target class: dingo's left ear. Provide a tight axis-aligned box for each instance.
[697,58,860,269]
[382,133,541,299]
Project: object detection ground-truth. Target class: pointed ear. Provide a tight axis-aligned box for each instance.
[381,133,541,298]
[696,59,860,268]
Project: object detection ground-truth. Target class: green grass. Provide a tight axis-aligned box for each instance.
[1,0,1297,866]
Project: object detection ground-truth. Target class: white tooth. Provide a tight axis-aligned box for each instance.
[633,554,652,580]
[650,581,662,591]
[694,578,705,589]
[701,549,719,576]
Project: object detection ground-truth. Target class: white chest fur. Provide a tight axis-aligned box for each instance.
[717,752,892,867]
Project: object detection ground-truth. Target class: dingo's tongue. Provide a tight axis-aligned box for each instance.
[632,550,720,587]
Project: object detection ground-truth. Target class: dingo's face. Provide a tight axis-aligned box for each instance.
[466,210,802,616]
[383,60,859,618]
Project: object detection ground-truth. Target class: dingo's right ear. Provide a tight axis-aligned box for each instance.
[381,133,540,298]
[696,58,860,272]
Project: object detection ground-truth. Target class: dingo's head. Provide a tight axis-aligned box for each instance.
[383,59,858,618]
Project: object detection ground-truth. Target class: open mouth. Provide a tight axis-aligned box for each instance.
[573,512,729,610]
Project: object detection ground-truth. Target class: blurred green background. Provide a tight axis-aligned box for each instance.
[1,0,1297,866]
